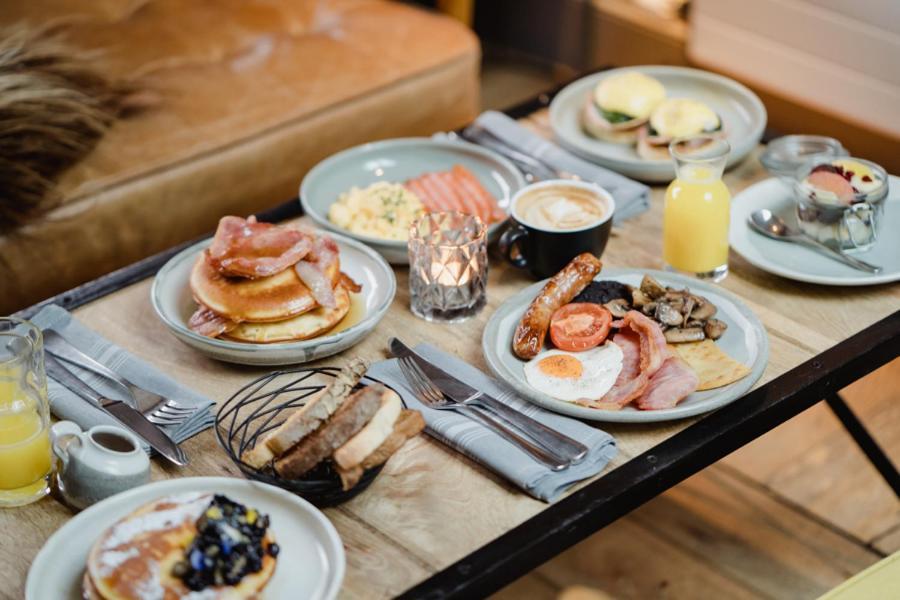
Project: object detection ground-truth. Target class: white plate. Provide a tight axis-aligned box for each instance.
[26,476,344,600]
[730,175,900,286]
[300,137,527,263]
[549,66,767,182]
[151,231,396,365]
[482,268,768,423]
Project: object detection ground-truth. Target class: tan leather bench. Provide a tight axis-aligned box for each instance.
[0,0,480,313]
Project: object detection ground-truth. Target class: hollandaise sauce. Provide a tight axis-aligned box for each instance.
[0,366,51,503]
[663,137,732,281]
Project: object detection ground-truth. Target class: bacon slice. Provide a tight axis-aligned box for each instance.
[338,272,362,293]
[207,216,312,278]
[579,310,671,409]
[188,305,238,338]
[294,235,339,309]
[634,356,699,410]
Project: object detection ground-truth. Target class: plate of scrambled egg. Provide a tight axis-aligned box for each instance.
[300,137,526,263]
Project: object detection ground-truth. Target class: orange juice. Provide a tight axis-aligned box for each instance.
[0,331,52,506]
[663,137,732,281]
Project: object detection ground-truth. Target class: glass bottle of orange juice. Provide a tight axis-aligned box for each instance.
[663,136,732,281]
[0,318,51,507]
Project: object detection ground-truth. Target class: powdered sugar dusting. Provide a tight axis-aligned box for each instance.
[97,547,140,577]
[101,497,208,551]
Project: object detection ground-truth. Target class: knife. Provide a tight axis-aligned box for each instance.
[389,338,589,464]
[45,354,189,466]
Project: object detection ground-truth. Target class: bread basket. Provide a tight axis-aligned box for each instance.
[216,367,386,507]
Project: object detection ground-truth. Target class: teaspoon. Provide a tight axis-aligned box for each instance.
[748,209,882,274]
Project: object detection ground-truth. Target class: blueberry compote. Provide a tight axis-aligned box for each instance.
[172,494,280,591]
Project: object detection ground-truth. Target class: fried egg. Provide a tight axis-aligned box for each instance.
[523,343,624,402]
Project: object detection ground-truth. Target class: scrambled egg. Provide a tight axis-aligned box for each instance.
[328,182,425,241]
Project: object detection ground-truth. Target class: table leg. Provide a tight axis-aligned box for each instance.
[826,392,900,499]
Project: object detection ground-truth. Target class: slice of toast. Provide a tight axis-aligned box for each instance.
[337,409,426,490]
[241,358,368,468]
[274,384,383,479]
[333,388,402,470]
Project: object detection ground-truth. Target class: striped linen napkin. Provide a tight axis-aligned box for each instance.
[30,304,215,451]
[368,343,618,502]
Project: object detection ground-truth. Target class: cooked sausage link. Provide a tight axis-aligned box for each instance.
[512,253,603,359]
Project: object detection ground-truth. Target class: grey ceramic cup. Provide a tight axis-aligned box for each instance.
[50,421,151,510]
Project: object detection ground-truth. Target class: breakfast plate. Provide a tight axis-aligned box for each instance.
[25,476,345,600]
[549,66,766,182]
[730,176,900,286]
[482,268,768,423]
[300,137,527,263]
[152,230,396,365]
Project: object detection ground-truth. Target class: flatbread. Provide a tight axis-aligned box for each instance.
[670,340,750,391]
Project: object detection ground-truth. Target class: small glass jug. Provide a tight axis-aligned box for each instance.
[663,136,732,282]
[0,318,52,506]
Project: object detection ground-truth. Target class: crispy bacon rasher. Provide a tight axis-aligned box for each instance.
[206,216,313,279]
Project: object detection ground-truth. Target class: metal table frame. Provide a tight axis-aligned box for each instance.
[15,74,900,600]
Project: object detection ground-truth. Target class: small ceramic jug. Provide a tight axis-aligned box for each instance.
[50,421,150,510]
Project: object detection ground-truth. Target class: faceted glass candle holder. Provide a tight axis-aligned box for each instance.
[408,212,488,323]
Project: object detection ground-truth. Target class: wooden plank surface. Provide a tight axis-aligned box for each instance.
[2,108,898,599]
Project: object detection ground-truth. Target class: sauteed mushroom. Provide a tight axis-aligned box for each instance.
[632,289,651,308]
[604,298,630,318]
[690,298,717,321]
[664,327,705,343]
[655,302,684,327]
[704,318,728,340]
[640,275,667,300]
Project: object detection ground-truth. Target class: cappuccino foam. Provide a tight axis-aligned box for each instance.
[515,185,608,231]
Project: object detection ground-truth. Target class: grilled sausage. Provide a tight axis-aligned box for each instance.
[513,253,603,359]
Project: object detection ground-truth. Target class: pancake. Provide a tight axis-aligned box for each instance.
[190,252,339,323]
[225,283,351,343]
[85,492,277,600]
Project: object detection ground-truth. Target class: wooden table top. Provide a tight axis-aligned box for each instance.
[3,108,899,600]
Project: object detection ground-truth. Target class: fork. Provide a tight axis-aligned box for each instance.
[457,126,583,183]
[43,331,197,427]
[397,356,569,471]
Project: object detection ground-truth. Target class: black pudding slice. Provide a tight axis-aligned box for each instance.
[573,281,632,306]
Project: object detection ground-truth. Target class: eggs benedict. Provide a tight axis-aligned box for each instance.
[637,98,723,159]
[582,71,666,144]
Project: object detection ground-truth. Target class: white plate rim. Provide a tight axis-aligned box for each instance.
[25,476,345,600]
[482,268,769,423]
[549,65,767,177]
[150,230,397,353]
[298,136,527,247]
[729,175,900,286]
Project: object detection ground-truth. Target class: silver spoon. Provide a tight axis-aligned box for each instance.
[749,209,882,274]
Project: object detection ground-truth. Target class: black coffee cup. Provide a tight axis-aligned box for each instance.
[499,180,615,279]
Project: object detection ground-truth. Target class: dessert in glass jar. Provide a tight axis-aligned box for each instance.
[794,158,888,253]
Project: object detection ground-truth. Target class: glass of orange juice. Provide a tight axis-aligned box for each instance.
[0,318,52,507]
[663,136,732,282]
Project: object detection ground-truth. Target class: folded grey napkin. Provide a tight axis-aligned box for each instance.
[473,110,651,223]
[30,305,215,451]
[368,343,617,502]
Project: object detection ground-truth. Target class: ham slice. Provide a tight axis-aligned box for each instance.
[634,356,699,410]
[188,305,237,338]
[294,235,339,309]
[580,310,673,410]
[207,216,312,278]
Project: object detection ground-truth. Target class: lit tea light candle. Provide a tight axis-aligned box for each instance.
[408,212,487,323]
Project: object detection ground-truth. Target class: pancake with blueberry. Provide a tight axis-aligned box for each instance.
[84,493,278,600]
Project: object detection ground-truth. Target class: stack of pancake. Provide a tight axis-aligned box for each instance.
[83,493,278,599]
[188,216,357,344]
